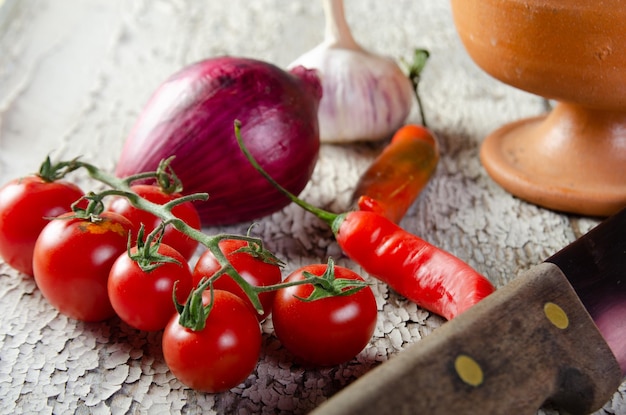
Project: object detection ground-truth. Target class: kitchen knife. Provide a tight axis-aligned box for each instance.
[311,208,626,415]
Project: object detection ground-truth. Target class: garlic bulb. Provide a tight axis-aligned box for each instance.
[288,0,415,143]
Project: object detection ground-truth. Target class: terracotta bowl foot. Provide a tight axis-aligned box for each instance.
[480,102,626,217]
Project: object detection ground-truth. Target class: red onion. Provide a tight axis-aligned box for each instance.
[115,56,322,226]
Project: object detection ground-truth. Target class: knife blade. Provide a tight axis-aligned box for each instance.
[311,208,626,415]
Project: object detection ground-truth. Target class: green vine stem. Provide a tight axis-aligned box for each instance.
[44,156,367,330]
[174,256,367,332]
[75,159,269,314]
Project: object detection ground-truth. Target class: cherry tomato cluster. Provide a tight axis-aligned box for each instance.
[0,158,378,393]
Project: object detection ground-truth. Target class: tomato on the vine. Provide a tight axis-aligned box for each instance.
[162,289,262,393]
[192,238,283,321]
[108,243,194,331]
[0,175,84,276]
[32,212,132,322]
[107,184,201,260]
[272,262,378,366]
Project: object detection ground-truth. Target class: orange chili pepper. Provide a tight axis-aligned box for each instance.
[352,124,439,223]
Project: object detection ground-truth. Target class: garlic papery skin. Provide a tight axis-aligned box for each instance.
[288,0,415,143]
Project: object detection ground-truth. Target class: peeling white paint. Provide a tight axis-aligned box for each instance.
[0,1,619,415]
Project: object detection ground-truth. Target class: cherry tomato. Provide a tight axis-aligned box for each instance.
[32,212,132,322]
[107,184,201,260]
[0,175,84,276]
[272,263,378,366]
[108,243,194,331]
[192,239,282,321]
[162,289,262,393]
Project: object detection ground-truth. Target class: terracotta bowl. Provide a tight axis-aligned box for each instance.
[450,0,626,217]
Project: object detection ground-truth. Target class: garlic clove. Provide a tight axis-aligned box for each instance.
[289,0,415,143]
[292,47,414,143]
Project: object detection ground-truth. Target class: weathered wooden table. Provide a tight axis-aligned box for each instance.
[1,1,624,414]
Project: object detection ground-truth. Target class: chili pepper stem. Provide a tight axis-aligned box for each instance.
[234,120,347,234]
[403,48,430,129]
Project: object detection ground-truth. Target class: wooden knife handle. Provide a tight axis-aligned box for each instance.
[311,263,622,415]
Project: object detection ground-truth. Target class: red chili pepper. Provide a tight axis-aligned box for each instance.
[352,124,439,224]
[236,122,495,320]
[330,210,495,320]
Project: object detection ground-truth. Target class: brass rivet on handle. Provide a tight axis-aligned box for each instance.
[544,302,569,329]
[454,354,484,386]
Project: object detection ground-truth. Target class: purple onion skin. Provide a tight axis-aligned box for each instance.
[115,56,322,226]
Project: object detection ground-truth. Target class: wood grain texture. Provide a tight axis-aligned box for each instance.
[312,263,622,415]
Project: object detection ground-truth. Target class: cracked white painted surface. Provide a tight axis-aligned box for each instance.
[0,0,624,414]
